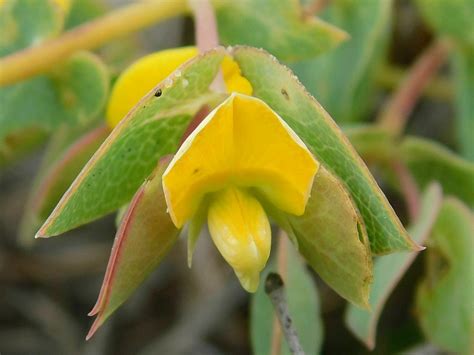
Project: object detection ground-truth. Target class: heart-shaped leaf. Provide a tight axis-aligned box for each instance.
[287,166,372,308]
[251,239,323,355]
[215,0,347,61]
[415,197,474,354]
[292,0,393,122]
[345,183,443,349]
[87,161,179,339]
[0,0,64,56]
[0,51,109,148]
[38,48,226,237]
[231,46,418,254]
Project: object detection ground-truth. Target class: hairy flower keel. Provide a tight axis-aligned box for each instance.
[163,93,318,291]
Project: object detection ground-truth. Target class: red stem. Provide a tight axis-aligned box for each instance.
[379,40,452,135]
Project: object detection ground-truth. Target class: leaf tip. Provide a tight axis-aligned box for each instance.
[85,316,103,341]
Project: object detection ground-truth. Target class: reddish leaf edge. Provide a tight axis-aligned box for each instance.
[31,125,110,216]
[85,157,173,340]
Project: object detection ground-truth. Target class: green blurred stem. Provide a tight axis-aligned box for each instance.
[377,64,453,102]
[0,0,188,86]
[378,39,452,135]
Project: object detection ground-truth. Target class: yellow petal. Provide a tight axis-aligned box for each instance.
[207,187,271,292]
[221,55,253,96]
[106,47,198,128]
[106,47,252,128]
[162,93,319,227]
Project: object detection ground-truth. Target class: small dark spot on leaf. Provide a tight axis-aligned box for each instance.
[281,88,289,100]
[154,88,162,97]
[193,168,200,174]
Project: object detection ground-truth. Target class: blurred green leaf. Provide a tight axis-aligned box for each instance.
[0,51,109,146]
[292,0,392,122]
[232,46,418,255]
[251,240,322,355]
[0,0,64,56]
[38,48,226,237]
[87,161,179,339]
[345,183,443,349]
[19,125,109,244]
[65,0,105,29]
[416,0,474,46]
[288,166,372,308]
[345,125,395,163]
[0,128,47,167]
[401,136,474,208]
[215,0,347,61]
[416,197,474,354]
[345,126,474,208]
[452,46,474,161]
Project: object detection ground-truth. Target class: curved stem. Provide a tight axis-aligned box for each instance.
[0,0,189,86]
[378,39,452,135]
[392,160,421,222]
[188,0,225,92]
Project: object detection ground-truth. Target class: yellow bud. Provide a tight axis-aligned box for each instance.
[207,187,271,292]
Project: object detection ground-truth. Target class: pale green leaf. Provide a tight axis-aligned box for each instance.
[292,0,392,122]
[0,0,64,56]
[231,46,418,254]
[416,0,474,46]
[215,0,347,61]
[345,183,443,349]
[0,51,109,145]
[452,46,474,161]
[416,197,474,354]
[401,136,474,208]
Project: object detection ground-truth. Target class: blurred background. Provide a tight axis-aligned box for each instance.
[0,0,470,354]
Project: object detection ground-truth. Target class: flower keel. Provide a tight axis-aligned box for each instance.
[208,187,271,292]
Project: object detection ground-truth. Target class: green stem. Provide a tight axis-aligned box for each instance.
[0,0,189,86]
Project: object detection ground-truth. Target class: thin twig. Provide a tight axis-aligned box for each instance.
[265,273,305,355]
[378,39,452,135]
[270,233,289,355]
[0,0,188,85]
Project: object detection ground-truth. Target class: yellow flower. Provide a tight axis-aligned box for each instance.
[162,93,318,291]
[106,47,252,128]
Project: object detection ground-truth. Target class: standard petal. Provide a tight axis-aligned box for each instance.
[162,93,318,227]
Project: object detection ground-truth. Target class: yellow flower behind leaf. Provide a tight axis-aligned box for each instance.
[106,47,252,128]
[162,93,318,292]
